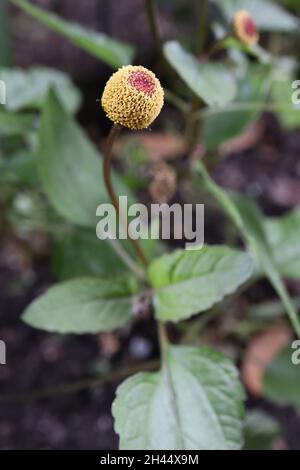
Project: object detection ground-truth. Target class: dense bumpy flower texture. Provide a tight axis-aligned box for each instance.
[233,10,259,46]
[101,65,164,130]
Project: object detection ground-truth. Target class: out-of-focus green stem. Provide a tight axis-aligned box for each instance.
[145,0,162,57]
[196,0,208,55]
[103,124,149,269]
[164,89,189,113]
[104,125,171,365]
[0,359,160,403]
[0,0,12,66]
[184,0,209,153]
[158,321,169,359]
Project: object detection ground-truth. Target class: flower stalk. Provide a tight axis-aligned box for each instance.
[103,123,170,354]
[103,123,149,268]
[101,64,170,356]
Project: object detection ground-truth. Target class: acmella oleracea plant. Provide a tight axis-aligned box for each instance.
[100,65,164,267]
[233,10,260,46]
[10,0,300,451]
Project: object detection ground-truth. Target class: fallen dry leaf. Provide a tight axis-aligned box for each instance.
[241,323,292,396]
[220,120,264,156]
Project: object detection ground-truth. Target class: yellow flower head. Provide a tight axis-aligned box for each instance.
[233,10,259,46]
[101,65,164,130]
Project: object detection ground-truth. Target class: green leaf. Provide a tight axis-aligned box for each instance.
[202,66,267,149]
[196,161,300,337]
[271,78,300,129]
[0,110,38,136]
[163,41,237,107]
[212,0,299,32]
[148,245,253,322]
[0,66,81,113]
[2,149,39,186]
[263,346,300,413]
[203,107,259,150]
[38,90,131,227]
[113,345,245,450]
[264,58,300,129]
[243,410,281,450]
[140,217,165,261]
[23,276,139,334]
[264,209,300,280]
[52,228,128,280]
[10,0,135,68]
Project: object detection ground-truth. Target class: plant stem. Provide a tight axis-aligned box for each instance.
[181,307,219,344]
[145,0,162,57]
[104,124,170,367]
[158,320,169,359]
[184,98,202,154]
[196,0,208,55]
[164,89,189,113]
[184,0,209,152]
[205,37,229,60]
[0,0,12,66]
[103,124,148,268]
[195,101,298,120]
[0,359,160,403]
[106,237,146,281]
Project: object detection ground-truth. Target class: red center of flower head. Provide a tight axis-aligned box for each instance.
[128,70,156,96]
[244,16,257,37]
